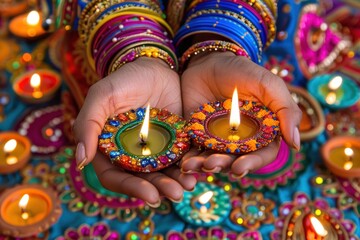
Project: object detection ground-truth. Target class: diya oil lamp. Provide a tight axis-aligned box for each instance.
[321,136,360,178]
[9,10,47,39]
[13,69,61,104]
[0,131,31,174]
[0,0,28,17]
[99,105,190,172]
[0,184,62,238]
[186,88,280,154]
[308,74,360,109]
[288,85,325,141]
[173,182,231,227]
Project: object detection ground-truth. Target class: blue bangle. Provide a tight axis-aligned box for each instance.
[174,16,261,62]
[186,11,264,50]
[186,1,267,46]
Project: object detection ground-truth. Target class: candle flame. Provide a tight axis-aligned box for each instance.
[328,76,342,91]
[139,104,150,143]
[325,92,337,104]
[310,216,328,237]
[229,88,240,130]
[19,194,29,209]
[3,139,17,153]
[344,147,354,157]
[26,11,40,26]
[198,191,213,204]
[30,73,41,89]
[344,161,353,170]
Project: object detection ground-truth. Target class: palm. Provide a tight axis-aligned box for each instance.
[74,58,195,205]
[180,52,301,176]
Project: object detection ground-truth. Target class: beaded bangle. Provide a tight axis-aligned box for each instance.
[109,45,177,74]
[180,40,250,69]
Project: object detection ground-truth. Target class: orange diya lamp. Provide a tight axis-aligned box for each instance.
[9,10,47,39]
[0,184,62,238]
[0,132,31,174]
[321,136,360,178]
[186,88,280,154]
[13,70,61,104]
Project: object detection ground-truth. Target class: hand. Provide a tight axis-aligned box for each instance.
[180,52,302,177]
[73,58,196,206]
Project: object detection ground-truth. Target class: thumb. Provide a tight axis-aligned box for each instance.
[73,82,111,170]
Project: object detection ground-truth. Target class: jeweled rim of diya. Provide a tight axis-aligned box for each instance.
[186,100,280,154]
[0,184,62,238]
[0,131,31,174]
[99,107,190,172]
[321,136,360,178]
[287,85,325,141]
[12,69,62,104]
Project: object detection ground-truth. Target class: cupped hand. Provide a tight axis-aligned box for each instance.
[180,52,302,177]
[73,58,196,206]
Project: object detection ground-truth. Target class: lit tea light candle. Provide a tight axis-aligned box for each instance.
[0,184,62,238]
[0,132,31,174]
[99,107,190,172]
[173,182,230,227]
[321,136,360,178]
[13,69,61,104]
[9,10,47,39]
[288,85,325,141]
[186,88,280,154]
[308,74,360,109]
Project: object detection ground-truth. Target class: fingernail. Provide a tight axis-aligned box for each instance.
[76,142,88,170]
[168,195,183,203]
[231,170,249,179]
[293,127,301,151]
[188,187,195,192]
[201,166,222,173]
[146,200,161,208]
[181,169,195,174]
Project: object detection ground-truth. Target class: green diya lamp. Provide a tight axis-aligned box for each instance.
[186,88,280,154]
[98,105,190,172]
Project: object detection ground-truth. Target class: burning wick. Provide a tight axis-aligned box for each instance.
[3,139,18,165]
[198,191,213,213]
[30,73,43,99]
[229,88,241,141]
[325,76,342,105]
[343,147,354,170]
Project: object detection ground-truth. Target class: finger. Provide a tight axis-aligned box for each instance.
[212,57,302,150]
[135,171,185,202]
[92,153,161,205]
[73,81,113,169]
[180,150,211,173]
[162,166,197,191]
[201,153,237,172]
[230,140,281,176]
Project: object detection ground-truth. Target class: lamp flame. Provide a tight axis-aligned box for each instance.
[26,11,40,26]
[229,88,240,130]
[198,191,213,205]
[328,76,342,91]
[3,139,17,153]
[30,73,41,89]
[344,147,354,157]
[310,216,328,237]
[344,161,353,170]
[19,194,29,209]
[139,104,150,143]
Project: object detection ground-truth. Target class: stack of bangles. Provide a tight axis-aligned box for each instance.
[174,0,277,66]
[78,0,177,77]
[77,0,277,77]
